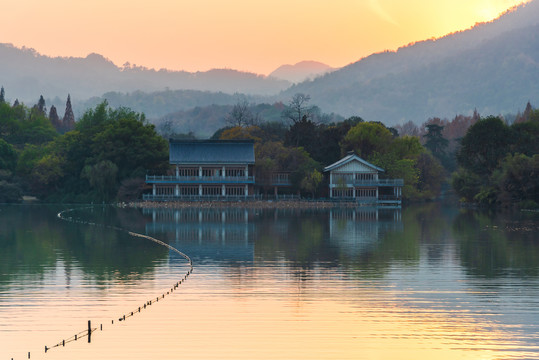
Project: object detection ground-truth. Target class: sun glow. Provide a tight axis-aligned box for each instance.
[1,0,531,74]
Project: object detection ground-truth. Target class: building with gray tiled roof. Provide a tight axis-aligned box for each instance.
[145,140,256,200]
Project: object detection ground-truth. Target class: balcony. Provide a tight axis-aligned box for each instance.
[331,178,404,187]
[352,179,404,187]
[146,175,255,184]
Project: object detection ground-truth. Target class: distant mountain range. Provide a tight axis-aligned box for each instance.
[0,45,290,106]
[280,0,539,124]
[269,61,334,83]
[1,0,538,129]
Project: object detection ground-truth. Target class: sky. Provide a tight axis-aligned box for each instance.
[2,0,529,75]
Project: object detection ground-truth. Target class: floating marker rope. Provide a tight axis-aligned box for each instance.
[38,206,194,355]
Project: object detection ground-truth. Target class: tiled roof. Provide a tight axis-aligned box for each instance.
[169,140,255,164]
[323,153,384,172]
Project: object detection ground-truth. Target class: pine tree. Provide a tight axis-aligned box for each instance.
[12,99,19,107]
[37,95,46,115]
[49,105,62,131]
[62,94,75,131]
[0,86,5,104]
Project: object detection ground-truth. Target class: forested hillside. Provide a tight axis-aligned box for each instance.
[282,0,539,124]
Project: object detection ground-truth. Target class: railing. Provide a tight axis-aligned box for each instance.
[146,175,255,184]
[352,179,404,186]
[143,194,263,201]
[330,179,404,187]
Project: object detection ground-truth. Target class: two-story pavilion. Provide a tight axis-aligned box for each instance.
[324,152,403,206]
[144,139,255,200]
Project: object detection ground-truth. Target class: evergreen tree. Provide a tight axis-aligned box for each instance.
[12,99,19,107]
[0,86,5,104]
[62,94,75,131]
[423,124,448,159]
[49,105,62,131]
[37,95,46,115]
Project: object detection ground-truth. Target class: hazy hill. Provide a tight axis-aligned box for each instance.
[79,90,264,119]
[282,0,539,124]
[0,45,290,106]
[269,61,334,83]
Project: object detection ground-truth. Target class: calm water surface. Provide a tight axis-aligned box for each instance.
[1,203,538,359]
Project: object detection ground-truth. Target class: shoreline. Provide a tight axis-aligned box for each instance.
[126,200,362,209]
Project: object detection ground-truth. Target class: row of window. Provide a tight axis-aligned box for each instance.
[177,167,247,177]
[331,188,377,198]
[155,186,247,196]
[333,173,376,183]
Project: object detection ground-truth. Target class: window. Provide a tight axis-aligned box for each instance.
[356,188,376,198]
[156,186,175,195]
[180,186,198,196]
[355,173,375,181]
[202,168,219,177]
[226,186,245,196]
[178,167,198,177]
[225,168,245,177]
[202,186,221,196]
[332,188,353,198]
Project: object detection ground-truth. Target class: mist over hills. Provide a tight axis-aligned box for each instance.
[280,0,539,125]
[269,61,334,83]
[0,44,290,107]
[1,0,538,131]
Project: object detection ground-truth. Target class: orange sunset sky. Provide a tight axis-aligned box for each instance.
[2,0,529,75]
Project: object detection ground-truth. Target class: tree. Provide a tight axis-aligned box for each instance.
[49,105,62,131]
[281,93,314,125]
[301,169,323,198]
[225,100,259,127]
[0,87,5,104]
[494,153,539,206]
[81,160,119,202]
[456,116,512,177]
[285,114,318,148]
[36,95,46,115]
[62,94,75,131]
[0,139,17,171]
[341,122,393,158]
[423,124,448,158]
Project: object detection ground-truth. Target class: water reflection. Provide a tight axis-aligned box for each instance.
[142,207,405,273]
[144,208,254,262]
[0,205,168,289]
[454,208,539,278]
[2,204,539,360]
[329,207,402,255]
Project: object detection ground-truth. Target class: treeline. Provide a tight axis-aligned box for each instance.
[1,85,537,207]
[210,94,446,200]
[452,109,539,208]
[0,87,168,203]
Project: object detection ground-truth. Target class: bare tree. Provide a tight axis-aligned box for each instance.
[281,93,314,125]
[225,100,258,127]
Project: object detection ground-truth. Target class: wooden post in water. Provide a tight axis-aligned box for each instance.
[88,320,92,343]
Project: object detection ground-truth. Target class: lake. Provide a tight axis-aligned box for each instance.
[1,202,539,360]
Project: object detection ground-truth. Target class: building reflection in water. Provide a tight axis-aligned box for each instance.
[143,207,403,263]
[143,208,255,262]
[329,207,402,255]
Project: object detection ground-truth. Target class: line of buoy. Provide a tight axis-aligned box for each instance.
[30,206,195,357]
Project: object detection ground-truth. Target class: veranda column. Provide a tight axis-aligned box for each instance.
[175,165,179,178]
[329,172,333,198]
[222,184,226,196]
[152,184,156,196]
[199,184,202,196]
[175,184,179,196]
[222,166,226,179]
[244,184,248,197]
